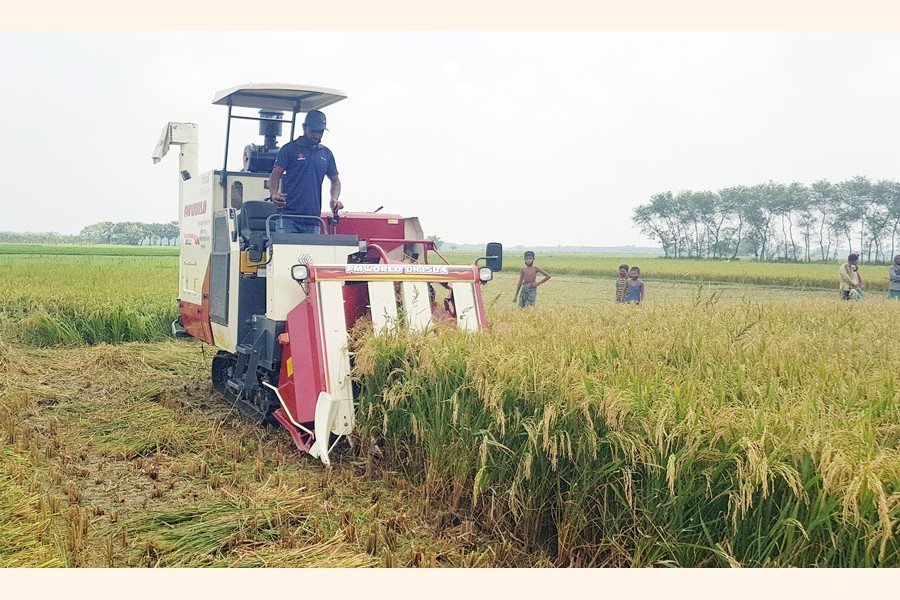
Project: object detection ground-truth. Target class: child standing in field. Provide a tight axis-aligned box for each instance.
[514,251,551,308]
[615,264,629,303]
[624,266,644,304]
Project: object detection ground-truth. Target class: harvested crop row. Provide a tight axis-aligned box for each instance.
[0,340,536,567]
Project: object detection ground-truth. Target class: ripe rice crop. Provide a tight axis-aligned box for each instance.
[352,300,900,567]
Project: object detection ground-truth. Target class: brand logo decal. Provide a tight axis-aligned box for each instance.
[184,200,207,217]
[344,264,450,275]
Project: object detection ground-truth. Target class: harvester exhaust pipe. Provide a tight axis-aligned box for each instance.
[258,110,283,150]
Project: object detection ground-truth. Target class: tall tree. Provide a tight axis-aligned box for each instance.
[767,182,810,261]
[79,221,116,244]
[809,180,839,261]
[633,203,675,257]
[837,176,871,258]
[674,190,704,258]
[690,191,721,258]
[745,183,778,261]
[718,186,751,260]
[635,192,683,257]
[868,180,900,261]
[160,221,180,245]
[111,222,146,245]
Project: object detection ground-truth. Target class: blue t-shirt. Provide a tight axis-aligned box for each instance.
[273,139,338,216]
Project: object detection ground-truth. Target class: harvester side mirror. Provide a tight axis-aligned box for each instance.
[483,242,503,272]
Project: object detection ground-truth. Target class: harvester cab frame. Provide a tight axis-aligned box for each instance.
[153,83,502,465]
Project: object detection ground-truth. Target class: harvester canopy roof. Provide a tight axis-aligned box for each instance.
[212,83,348,113]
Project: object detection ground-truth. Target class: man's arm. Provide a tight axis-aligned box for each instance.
[514,269,524,301]
[639,280,645,301]
[328,174,343,211]
[890,265,900,283]
[268,167,285,207]
[535,267,551,287]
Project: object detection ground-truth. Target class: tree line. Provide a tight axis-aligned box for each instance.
[78,221,179,245]
[632,176,900,262]
[0,221,179,246]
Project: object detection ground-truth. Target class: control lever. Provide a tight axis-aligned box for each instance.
[328,209,340,234]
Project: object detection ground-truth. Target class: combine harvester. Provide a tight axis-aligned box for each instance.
[153,83,502,465]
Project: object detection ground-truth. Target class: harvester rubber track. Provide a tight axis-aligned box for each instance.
[211,351,278,424]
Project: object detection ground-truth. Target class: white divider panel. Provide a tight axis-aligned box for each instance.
[451,282,479,332]
[368,281,398,334]
[401,281,433,331]
[316,282,355,433]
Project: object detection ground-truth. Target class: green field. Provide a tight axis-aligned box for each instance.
[0,252,176,346]
[450,251,893,291]
[0,243,179,257]
[0,244,897,567]
[1,244,887,346]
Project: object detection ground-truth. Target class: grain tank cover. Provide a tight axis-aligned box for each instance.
[212,83,348,112]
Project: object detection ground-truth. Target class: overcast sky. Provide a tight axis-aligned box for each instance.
[2,31,900,246]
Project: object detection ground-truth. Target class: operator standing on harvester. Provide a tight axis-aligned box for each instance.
[268,109,344,234]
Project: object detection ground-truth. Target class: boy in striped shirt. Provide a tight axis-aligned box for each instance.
[615,264,629,303]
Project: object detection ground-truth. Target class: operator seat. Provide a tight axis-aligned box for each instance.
[239,200,276,262]
[238,200,360,253]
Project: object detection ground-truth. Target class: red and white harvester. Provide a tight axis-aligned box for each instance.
[153,84,502,465]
